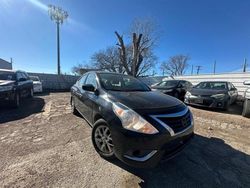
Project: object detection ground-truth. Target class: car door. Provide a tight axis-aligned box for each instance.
[227,83,237,104]
[80,73,99,123]
[16,72,26,97]
[230,83,238,102]
[74,74,88,112]
[22,72,32,96]
[178,81,188,99]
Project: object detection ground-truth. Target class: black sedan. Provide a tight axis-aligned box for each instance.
[0,69,33,107]
[151,80,193,100]
[184,81,238,110]
[71,71,194,168]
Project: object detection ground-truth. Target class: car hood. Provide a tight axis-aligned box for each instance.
[107,91,182,110]
[190,88,227,96]
[0,80,15,86]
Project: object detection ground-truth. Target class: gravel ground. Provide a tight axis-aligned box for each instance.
[0,92,250,188]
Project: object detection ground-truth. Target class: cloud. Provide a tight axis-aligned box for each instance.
[25,0,94,33]
[26,0,47,12]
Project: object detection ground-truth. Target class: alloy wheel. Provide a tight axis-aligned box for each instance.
[94,125,114,154]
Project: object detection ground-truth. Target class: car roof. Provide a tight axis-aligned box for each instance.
[199,81,229,83]
[87,71,130,76]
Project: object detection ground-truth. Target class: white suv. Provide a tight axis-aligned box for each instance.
[242,81,250,117]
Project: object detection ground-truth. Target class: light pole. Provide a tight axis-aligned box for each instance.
[48,5,68,75]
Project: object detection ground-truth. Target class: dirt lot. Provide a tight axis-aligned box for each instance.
[0,92,250,188]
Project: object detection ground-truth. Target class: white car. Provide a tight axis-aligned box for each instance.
[30,76,43,93]
[242,80,250,117]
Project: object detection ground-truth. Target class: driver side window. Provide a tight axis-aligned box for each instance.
[16,72,24,81]
[78,74,88,87]
[85,73,97,88]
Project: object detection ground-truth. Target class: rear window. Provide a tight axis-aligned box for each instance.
[195,82,228,90]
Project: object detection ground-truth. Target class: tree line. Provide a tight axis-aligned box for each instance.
[72,19,190,77]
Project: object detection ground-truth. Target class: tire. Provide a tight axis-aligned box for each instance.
[71,97,78,115]
[223,101,230,111]
[12,93,20,108]
[242,99,250,118]
[28,88,34,98]
[91,119,115,159]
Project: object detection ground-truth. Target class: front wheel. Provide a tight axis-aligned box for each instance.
[71,97,78,115]
[242,99,250,118]
[91,119,115,159]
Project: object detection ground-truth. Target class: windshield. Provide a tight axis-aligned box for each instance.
[30,76,40,81]
[98,73,150,92]
[194,82,228,90]
[156,80,179,87]
[0,71,16,81]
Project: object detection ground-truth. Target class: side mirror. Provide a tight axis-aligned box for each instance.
[243,80,250,85]
[82,84,99,95]
[18,78,26,82]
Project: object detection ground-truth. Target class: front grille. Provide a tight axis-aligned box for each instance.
[149,108,192,135]
[157,111,191,133]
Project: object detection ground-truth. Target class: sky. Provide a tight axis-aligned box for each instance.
[0,0,250,75]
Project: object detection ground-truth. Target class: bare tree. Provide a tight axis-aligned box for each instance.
[115,19,158,77]
[71,63,93,75]
[91,46,124,73]
[161,55,190,76]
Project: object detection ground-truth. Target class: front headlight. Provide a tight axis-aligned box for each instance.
[112,102,159,134]
[211,94,225,99]
[0,85,13,92]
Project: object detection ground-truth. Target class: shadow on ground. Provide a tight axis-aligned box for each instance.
[108,134,250,187]
[189,102,243,116]
[0,97,45,124]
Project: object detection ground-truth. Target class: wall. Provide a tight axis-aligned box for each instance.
[28,72,79,91]
[174,73,250,96]
[140,73,250,96]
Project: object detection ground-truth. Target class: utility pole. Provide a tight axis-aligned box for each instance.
[48,5,68,75]
[243,58,247,72]
[10,57,13,70]
[196,65,202,75]
[213,60,216,74]
[191,65,193,75]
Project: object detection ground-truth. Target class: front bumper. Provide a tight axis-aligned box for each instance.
[184,96,228,109]
[110,117,194,168]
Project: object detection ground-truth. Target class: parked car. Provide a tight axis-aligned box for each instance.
[184,81,238,110]
[151,80,193,100]
[242,80,250,117]
[0,69,33,107]
[30,76,43,93]
[71,71,194,168]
